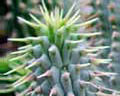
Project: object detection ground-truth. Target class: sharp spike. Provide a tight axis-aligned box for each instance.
[29,14,47,28]
[18,17,39,27]
[37,70,52,79]
[3,64,26,75]
[64,3,76,20]
[75,18,99,27]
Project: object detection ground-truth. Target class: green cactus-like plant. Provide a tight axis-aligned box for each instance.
[107,0,120,90]
[87,0,120,91]
[0,55,30,96]
[6,1,120,96]
[68,0,120,92]
[0,55,16,94]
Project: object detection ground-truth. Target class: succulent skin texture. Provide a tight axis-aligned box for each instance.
[7,0,120,96]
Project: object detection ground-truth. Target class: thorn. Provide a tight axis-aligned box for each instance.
[76,63,90,71]
[75,18,99,27]
[3,64,26,75]
[91,71,117,77]
[25,60,39,69]
[37,70,52,79]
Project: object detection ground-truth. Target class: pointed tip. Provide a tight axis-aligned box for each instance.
[41,0,48,12]
[71,2,76,9]
[17,16,21,20]
[17,17,24,22]
[29,13,32,16]
[37,70,51,79]
[75,17,99,27]
[41,0,44,4]
[25,62,38,69]
[8,38,26,42]
[64,3,76,20]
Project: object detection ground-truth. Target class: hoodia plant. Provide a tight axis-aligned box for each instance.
[5,0,120,96]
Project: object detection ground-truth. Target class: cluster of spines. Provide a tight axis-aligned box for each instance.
[108,0,120,90]
[0,55,20,94]
[71,0,120,91]
[88,0,120,91]
[1,0,61,39]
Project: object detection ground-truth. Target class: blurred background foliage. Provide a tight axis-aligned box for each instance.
[0,0,120,96]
